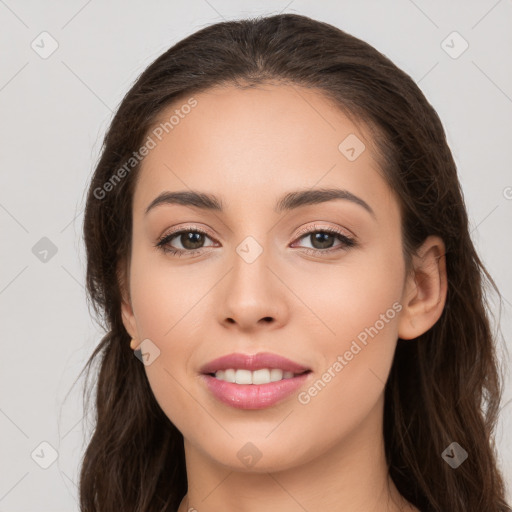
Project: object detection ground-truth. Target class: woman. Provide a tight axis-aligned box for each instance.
[78,13,511,512]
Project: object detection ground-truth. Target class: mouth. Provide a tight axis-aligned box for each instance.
[200,371,312,409]
[199,352,313,409]
[199,351,311,375]
[206,368,312,384]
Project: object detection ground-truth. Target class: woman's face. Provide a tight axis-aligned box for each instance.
[121,83,410,471]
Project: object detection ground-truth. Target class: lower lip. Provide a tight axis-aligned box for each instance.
[201,372,311,409]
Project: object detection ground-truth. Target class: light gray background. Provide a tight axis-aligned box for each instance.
[1,0,511,510]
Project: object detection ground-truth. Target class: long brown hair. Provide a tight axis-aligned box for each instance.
[78,13,511,511]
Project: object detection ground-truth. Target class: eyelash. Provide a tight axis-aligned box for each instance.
[155,224,357,258]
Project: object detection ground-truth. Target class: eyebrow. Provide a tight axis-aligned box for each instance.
[144,188,375,218]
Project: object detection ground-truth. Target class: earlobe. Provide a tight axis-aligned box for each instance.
[397,235,448,340]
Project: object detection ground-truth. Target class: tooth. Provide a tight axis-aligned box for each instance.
[252,369,271,385]
[269,369,284,382]
[235,369,252,384]
[224,369,236,383]
[213,368,301,383]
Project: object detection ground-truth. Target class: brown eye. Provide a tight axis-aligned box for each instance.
[293,227,356,255]
[179,231,206,250]
[308,232,337,250]
[156,228,217,256]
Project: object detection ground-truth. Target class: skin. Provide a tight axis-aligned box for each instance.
[120,83,447,512]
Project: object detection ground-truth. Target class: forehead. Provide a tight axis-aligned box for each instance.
[132,84,396,219]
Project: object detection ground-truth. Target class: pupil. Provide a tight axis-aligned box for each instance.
[182,232,204,249]
[312,232,333,249]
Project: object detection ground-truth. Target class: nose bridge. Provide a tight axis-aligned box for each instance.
[230,232,273,298]
[218,229,287,329]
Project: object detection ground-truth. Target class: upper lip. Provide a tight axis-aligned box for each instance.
[200,352,311,374]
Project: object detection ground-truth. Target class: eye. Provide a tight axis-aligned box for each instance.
[155,226,217,257]
[291,224,356,255]
[155,223,357,258]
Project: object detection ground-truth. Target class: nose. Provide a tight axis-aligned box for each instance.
[217,244,290,333]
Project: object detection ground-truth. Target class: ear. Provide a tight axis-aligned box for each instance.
[118,257,138,342]
[397,235,448,340]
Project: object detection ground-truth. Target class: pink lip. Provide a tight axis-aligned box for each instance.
[201,372,312,409]
[199,352,310,374]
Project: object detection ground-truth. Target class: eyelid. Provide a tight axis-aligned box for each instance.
[159,224,217,241]
[154,224,219,255]
[159,223,353,243]
[293,222,355,241]
[156,222,357,256]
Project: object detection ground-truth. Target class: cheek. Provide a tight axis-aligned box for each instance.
[286,236,405,347]
[290,240,404,424]
[129,241,207,340]
[128,248,206,430]
[293,298,402,453]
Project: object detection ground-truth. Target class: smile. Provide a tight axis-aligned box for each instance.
[211,368,309,384]
[201,371,312,409]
